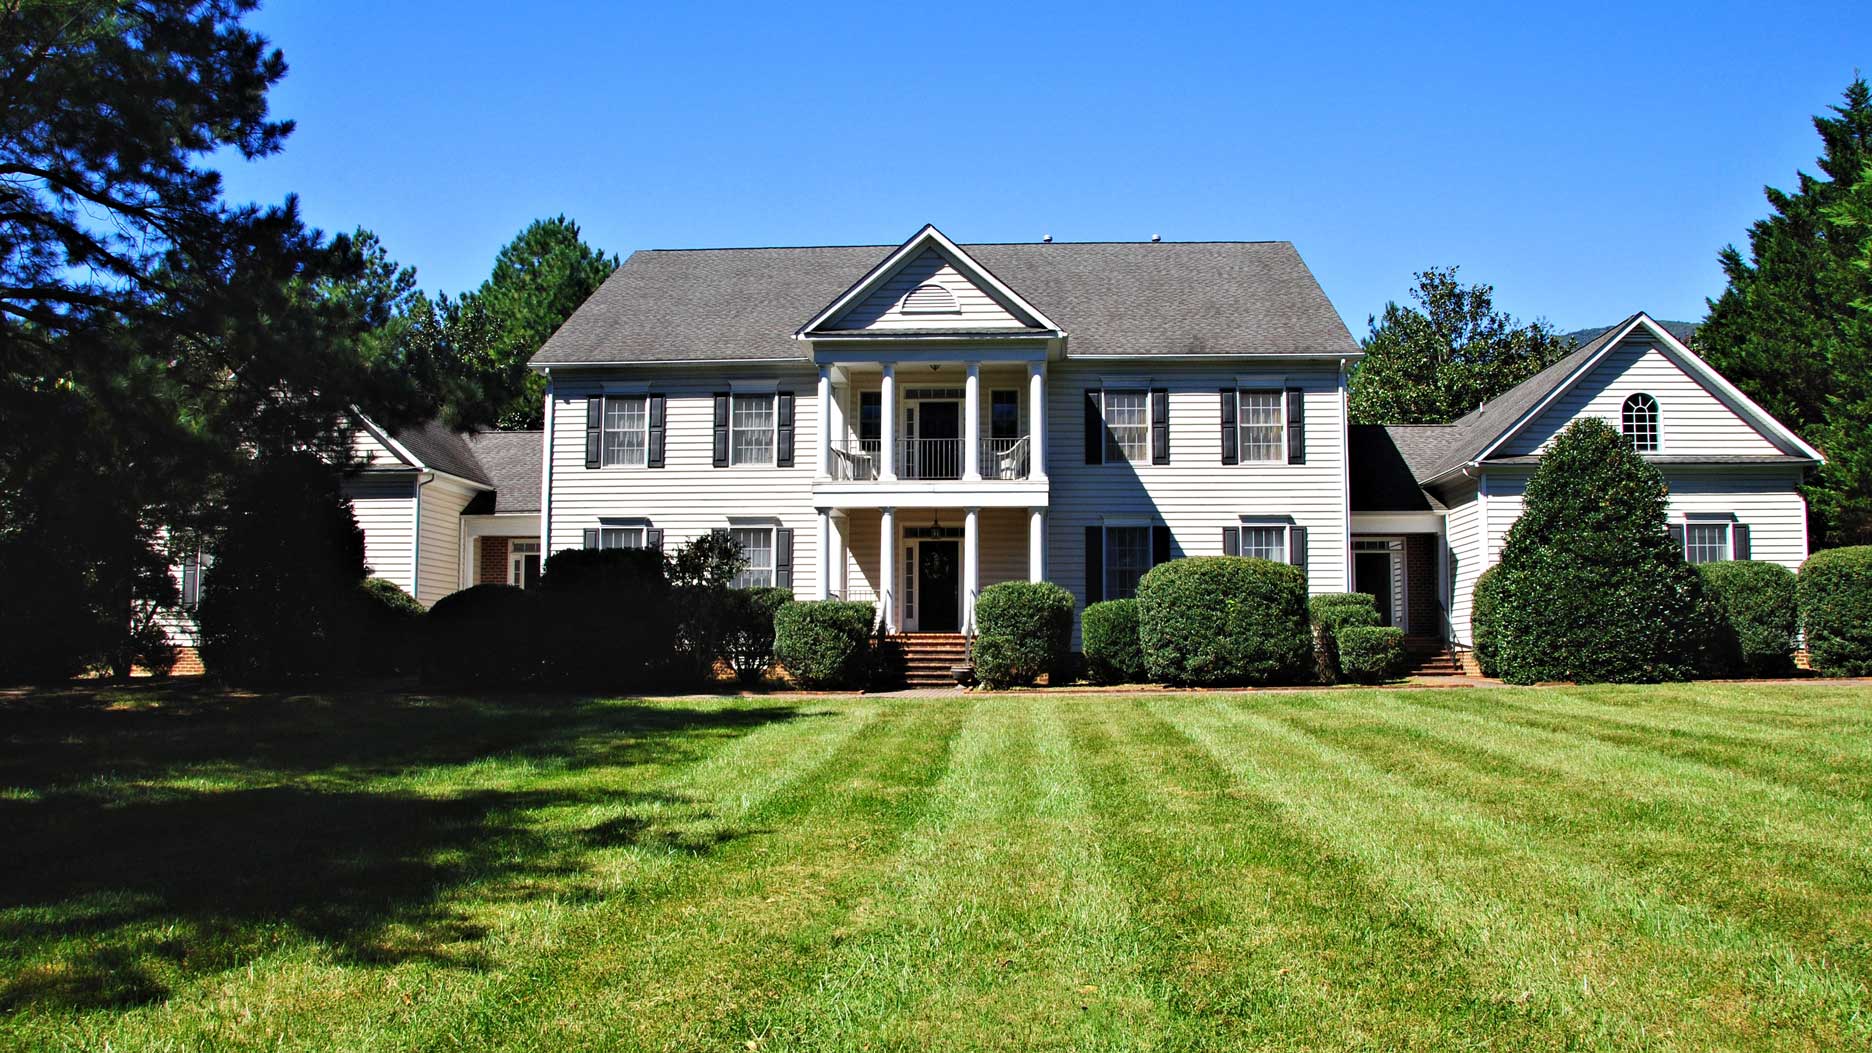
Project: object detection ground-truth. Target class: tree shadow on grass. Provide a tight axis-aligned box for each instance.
[0,682,809,1012]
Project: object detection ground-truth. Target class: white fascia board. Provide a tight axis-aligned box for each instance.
[349,408,422,469]
[811,345,1050,367]
[1470,314,1650,466]
[1351,512,1444,534]
[797,224,1065,335]
[1067,351,1364,363]
[1638,315,1825,461]
[811,481,1050,510]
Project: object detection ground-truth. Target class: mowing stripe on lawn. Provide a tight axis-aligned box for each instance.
[1158,696,1869,1049]
[1065,695,1564,1051]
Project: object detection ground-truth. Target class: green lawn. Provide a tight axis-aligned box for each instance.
[2,682,1869,1051]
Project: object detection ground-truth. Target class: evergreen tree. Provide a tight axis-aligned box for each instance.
[1490,418,1706,684]
[455,217,618,428]
[1350,267,1570,424]
[1698,79,1872,545]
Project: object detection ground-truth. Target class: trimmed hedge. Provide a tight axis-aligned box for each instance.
[422,585,537,688]
[1081,598,1146,685]
[1471,565,1505,678]
[358,577,426,675]
[1337,625,1406,683]
[1309,592,1381,684]
[1136,557,1312,687]
[972,581,1075,688]
[1800,546,1872,677]
[538,547,670,688]
[722,587,794,685]
[773,600,876,689]
[1696,561,1798,677]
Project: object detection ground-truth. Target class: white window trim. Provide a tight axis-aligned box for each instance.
[599,394,650,469]
[730,524,779,589]
[508,540,542,587]
[1097,388,1152,466]
[899,282,962,315]
[729,392,779,468]
[1102,523,1155,601]
[1682,517,1733,564]
[1237,389,1287,465]
[1236,520,1291,563]
[1622,391,1663,454]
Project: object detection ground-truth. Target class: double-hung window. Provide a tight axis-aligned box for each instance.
[601,396,648,467]
[1102,390,1149,463]
[1105,525,1152,600]
[593,526,646,549]
[1238,391,1286,463]
[1684,522,1730,564]
[1240,525,1287,562]
[731,394,776,466]
[731,527,775,588]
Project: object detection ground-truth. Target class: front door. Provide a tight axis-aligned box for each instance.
[917,541,961,632]
[1354,551,1393,627]
[917,401,962,479]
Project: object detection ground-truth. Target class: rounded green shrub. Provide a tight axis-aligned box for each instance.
[1471,565,1505,678]
[972,581,1075,689]
[723,587,794,685]
[773,600,876,689]
[538,547,670,688]
[1136,557,1312,687]
[1695,561,1798,677]
[422,585,538,688]
[1336,625,1406,683]
[357,576,426,675]
[1490,419,1704,684]
[1309,592,1381,683]
[1081,599,1146,685]
[1799,546,1872,677]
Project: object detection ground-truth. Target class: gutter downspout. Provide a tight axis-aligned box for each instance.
[1339,357,1352,594]
[412,471,435,604]
[539,369,555,559]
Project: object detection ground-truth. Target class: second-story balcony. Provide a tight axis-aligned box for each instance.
[829,437,1032,482]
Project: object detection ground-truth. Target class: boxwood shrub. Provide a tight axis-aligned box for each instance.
[1081,598,1146,685]
[1471,565,1505,678]
[357,576,426,675]
[422,585,538,688]
[1799,546,1872,677]
[1337,625,1406,683]
[1695,561,1797,677]
[1308,592,1380,683]
[773,600,876,689]
[1136,557,1312,687]
[972,581,1075,688]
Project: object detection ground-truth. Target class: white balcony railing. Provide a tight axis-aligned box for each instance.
[898,438,963,480]
[829,439,880,481]
[826,436,1033,482]
[982,436,1030,480]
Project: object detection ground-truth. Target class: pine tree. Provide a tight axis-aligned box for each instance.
[1350,267,1570,424]
[1698,79,1872,545]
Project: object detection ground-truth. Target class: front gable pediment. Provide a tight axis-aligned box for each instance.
[798,225,1059,337]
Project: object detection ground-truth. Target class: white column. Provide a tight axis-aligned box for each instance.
[814,508,832,600]
[963,506,980,633]
[834,513,849,598]
[878,365,897,481]
[878,507,897,631]
[815,365,831,478]
[1028,361,1047,480]
[1028,507,1046,582]
[963,361,981,481]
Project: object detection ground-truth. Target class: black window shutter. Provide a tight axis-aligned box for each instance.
[774,528,794,588]
[1667,523,1685,554]
[712,394,730,467]
[776,392,795,467]
[1084,390,1102,464]
[1151,388,1169,465]
[645,528,664,551]
[181,552,200,609]
[1219,389,1238,465]
[1732,523,1751,560]
[1084,526,1104,604]
[1222,526,1241,556]
[646,394,666,468]
[1289,525,1308,568]
[583,528,599,549]
[1152,524,1171,565]
[585,396,604,468]
[1286,388,1305,465]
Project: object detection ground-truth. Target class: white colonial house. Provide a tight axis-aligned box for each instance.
[160,225,1824,678]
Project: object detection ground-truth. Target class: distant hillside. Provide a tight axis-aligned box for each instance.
[1561,319,1700,347]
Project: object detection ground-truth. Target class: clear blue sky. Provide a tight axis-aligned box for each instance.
[217,1,1872,336]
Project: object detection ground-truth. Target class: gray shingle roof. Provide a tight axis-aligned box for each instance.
[463,431,543,513]
[1349,426,1438,512]
[390,419,491,486]
[531,240,1359,365]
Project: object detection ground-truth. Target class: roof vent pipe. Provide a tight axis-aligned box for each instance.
[1042,233,1052,243]
[1151,233,1161,242]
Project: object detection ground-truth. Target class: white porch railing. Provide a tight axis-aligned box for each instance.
[897,438,964,480]
[826,436,1033,482]
[981,436,1030,480]
[828,440,881,481]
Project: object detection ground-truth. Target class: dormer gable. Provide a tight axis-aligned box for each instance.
[798,224,1059,336]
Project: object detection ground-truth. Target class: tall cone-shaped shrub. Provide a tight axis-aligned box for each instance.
[1492,418,1706,683]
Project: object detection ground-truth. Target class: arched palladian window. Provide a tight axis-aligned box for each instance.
[900,282,959,314]
[1622,392,1660,452]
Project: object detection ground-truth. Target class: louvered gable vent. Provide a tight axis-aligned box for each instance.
[900,282,959,314]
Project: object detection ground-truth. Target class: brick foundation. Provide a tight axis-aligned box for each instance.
[478,537,510,585]
[167,647,205,676]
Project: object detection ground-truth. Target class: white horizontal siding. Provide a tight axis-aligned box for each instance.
[416,478,476,606]
[546,367,823,593]
[345,472,417,595]
[830,248,1028,331]
[1442,483,1481,646]
[348,425,408,468]
[1504,338,1782,457]
[1046,360,1351,621]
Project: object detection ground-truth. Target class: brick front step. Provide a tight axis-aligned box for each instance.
[893,634,970,686]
